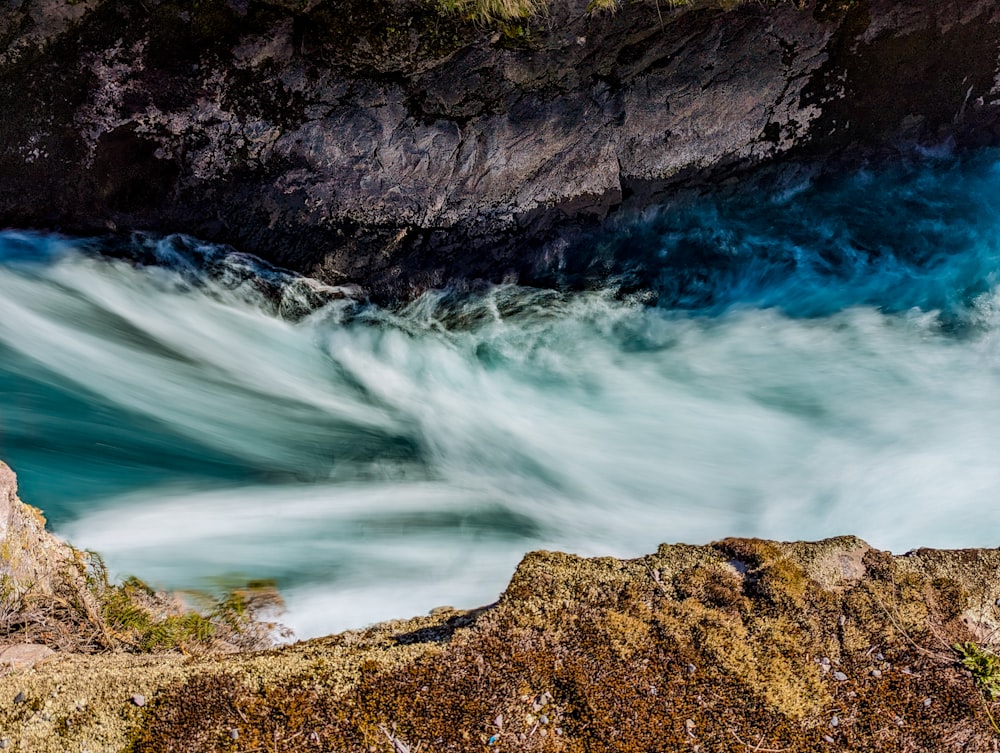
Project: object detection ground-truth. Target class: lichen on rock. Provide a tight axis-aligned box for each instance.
[0,456,998,752]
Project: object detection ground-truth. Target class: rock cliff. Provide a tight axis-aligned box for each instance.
[2,0,1000,299]
[1,457,1000,751]
[0,461,76,604]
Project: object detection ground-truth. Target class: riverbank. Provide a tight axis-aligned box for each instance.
[3,0,1000,300]
[0,462,998,751]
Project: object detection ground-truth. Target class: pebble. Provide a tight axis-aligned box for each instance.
[833,671,848,682]
[130,694,145,708]
[876,653,885,661]
[228,728,239,741]
[539,715,549,725]
[871,669,882,678]
[923,698,932,708]
[823,734,835,743]
[0,739,8,749]
[12,692,24,705]
[831,715,839,727]
[838,614,847,626]
[686,663,696,674]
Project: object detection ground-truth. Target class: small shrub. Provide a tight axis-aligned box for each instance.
[436,0,544,23]
[955,641,1000,699]
[2,549,283,654]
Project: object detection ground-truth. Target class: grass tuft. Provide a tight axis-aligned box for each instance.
[436,0,545,23]
[1,550,284,654]
[955,641,1000,699]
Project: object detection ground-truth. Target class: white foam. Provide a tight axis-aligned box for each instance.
[7,241,1000,636]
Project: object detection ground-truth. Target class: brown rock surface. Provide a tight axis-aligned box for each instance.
[0,491,996,751]
[0,644,53,671]
[0,460,81,607]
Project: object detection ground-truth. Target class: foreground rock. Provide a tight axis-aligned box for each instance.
[2,0,1000,298]
[2,516,1000,749]
[0,461,78,604]
[0,462,279,657]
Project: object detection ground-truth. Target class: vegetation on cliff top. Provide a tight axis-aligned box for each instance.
[3,536,1000,752]
[435,0,795,24]
[1,543,284,655]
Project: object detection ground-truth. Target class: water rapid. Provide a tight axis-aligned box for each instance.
[4,150,1000,637]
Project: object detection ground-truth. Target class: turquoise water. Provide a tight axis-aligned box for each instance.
[4,151,1000,636]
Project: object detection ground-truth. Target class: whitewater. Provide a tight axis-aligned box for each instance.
[3,149,1000,638]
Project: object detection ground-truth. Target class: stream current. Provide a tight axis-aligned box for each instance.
[3,149,1000,637]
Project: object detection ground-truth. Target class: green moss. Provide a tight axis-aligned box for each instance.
[8,539,1000,751]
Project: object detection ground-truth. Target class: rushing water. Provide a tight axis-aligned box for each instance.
[4,150,1000,637]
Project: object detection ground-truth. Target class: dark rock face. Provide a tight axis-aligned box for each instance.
[1,0,999,299]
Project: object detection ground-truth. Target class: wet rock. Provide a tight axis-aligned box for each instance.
[0,0,999,300]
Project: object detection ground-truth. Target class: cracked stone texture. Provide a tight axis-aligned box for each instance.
[1,0,1000,299]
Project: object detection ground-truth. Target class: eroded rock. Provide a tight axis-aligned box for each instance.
[0,515,994,751]
[1,0,999,299]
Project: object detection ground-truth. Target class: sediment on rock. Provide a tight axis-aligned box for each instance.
[2,0,1000,299]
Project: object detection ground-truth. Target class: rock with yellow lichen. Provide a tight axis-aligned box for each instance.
[2,459,1000,750]
[0,461,77,607]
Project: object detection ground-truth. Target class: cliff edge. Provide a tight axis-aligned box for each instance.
[3,0,1000,298]
[0,461,998,751]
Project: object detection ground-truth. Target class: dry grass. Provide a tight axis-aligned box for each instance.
[436,0,771,23]
[0,551,285,655]
[437,0,546,23]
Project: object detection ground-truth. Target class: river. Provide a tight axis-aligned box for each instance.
[2,148,1000,637]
